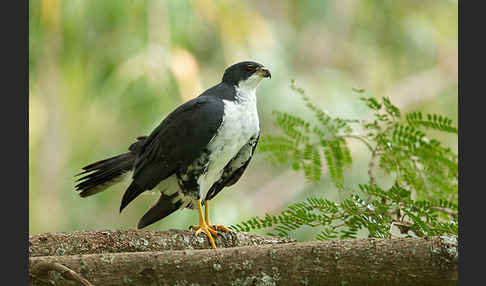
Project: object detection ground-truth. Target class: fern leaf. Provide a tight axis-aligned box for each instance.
[406,112,457,134]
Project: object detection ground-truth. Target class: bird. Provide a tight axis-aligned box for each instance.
[75,61,271,248]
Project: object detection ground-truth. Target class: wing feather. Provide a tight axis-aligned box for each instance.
[119,95,224,210]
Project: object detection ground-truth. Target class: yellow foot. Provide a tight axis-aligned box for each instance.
[191,224,218,249]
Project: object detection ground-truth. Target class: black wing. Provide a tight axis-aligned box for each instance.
[204,134,260,202]
[119,95,225,211]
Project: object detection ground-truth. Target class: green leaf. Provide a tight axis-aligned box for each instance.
[237,81,457,241]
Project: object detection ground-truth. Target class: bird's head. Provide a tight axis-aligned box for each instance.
[222,61,271,90]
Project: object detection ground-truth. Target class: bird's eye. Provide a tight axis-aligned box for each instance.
[246,65,255,72]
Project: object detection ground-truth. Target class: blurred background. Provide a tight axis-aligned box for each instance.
[29,0,458,240]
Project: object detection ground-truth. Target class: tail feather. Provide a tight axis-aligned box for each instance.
[76,153,132,176]
[137,193,182,229]
[77,172,128,197]
[75,164,128,183]
[119,181,146,213]
[75,153,135,198]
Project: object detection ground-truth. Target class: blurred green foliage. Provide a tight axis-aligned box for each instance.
[29,0,457,238]
[233,88,458,240]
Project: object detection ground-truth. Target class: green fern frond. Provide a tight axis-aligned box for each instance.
[360,97,382,110]
[272,111,311,145]
[406,112,457,134]
[237,82,457,241]
[258,136,296,163]
[230,197,342,238]
[382,97,401,118]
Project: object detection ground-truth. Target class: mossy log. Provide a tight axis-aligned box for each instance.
[29,229,295,257]
[29,230,457,286]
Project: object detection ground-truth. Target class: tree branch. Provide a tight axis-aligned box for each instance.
[430,207,458,217]
[33,262,93,286]
[29,230,457,286]
[29,229,295,257]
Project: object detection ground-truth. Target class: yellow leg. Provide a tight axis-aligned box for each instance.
[191,200,218,249]
[204,200,232,233]
[205,200,210,225]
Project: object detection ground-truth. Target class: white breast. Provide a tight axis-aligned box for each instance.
[198,87,260,199]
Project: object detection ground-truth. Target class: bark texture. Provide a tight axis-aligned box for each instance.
[29,229,295,257]
[29,230,457,286]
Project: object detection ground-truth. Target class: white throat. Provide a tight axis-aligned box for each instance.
[234,74,263,102]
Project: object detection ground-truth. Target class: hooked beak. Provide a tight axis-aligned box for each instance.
[256,67,271,79]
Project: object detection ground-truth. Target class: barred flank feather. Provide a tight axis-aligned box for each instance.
[75,153,135,197]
